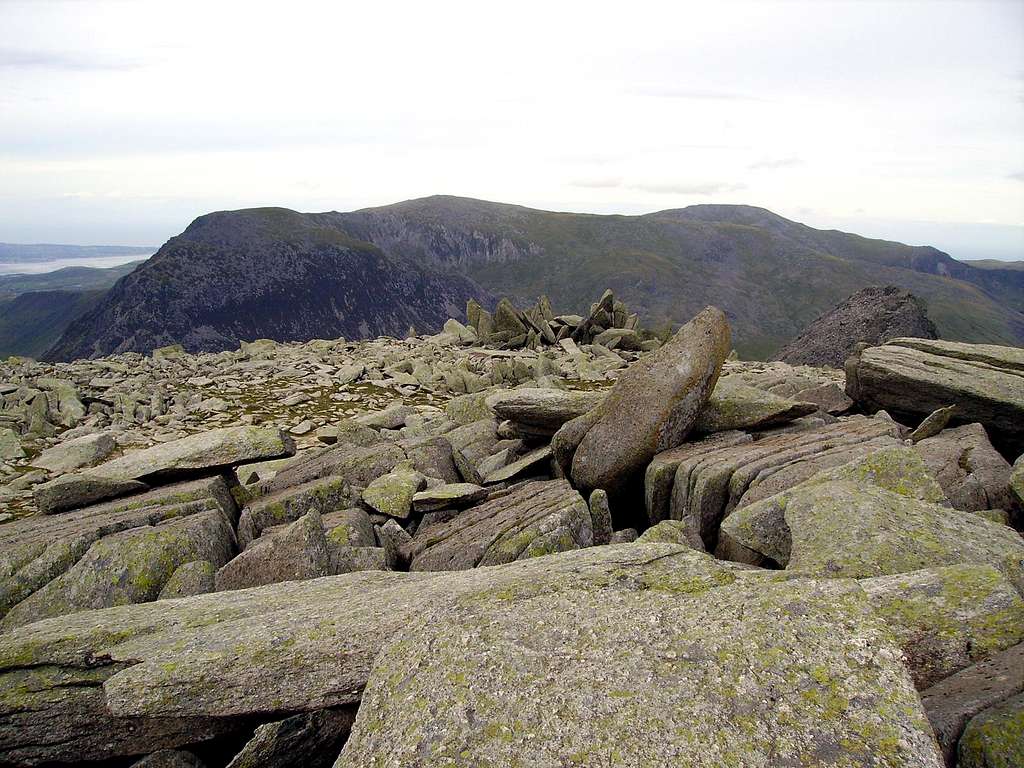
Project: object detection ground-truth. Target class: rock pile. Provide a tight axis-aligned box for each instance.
[1,297,1022,768]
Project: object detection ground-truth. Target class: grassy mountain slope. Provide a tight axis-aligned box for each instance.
[339,197,1024,358]
[0,290,106,358]
[0,261,143,301]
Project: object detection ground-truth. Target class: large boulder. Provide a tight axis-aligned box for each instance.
[486,387,605,438]
[773,285,938,368]
[337,578,942,767]
[957,693,1024,768]
[88,426,295,483]
[30,431,116,474]
[225,707,357,768]
[406,479,592,571]
[571,306,731,492]
[0,544,734,765]
[846,339,1024,450]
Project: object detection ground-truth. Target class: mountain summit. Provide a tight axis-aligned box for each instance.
[46,197,1024,361]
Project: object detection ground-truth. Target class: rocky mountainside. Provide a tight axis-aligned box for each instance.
[773,285,939,368]
[0,289,107,359]
[1,294,1022,767]
[40,197,1024,363]
[46,208,490,361]
[337,196,1024,357]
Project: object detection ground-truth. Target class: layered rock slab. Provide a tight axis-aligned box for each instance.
[0,544,733,765]
[406,479,592,571]
[337,578,942,768]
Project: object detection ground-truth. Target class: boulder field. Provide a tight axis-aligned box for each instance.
[1,293,1022,767]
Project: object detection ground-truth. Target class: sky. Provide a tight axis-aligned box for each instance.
[1,0,1022,261]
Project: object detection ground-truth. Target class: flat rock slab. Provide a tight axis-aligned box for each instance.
[411,482,488,512]
[693,378,818,434]
[0,544,734,765]
[486,387,604,437]
[337,578,942,768]
[846,338,1024,448]
[407,479,592,571]
[90,426,295,483]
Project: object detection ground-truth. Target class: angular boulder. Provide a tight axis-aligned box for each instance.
[915,423,1016,513]
[407,479,592,571]
[957,693,1024,768]
[31,431,116,474]
[486,387,605,438]
[693,378,818,434]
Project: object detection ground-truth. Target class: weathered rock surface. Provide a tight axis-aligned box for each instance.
[337,578,942,768]
[916,423,1016,514]
[485,387,604,438]
[30,431,115,473]
[0,544,733,765]
[957,692,1024,768]
[921,643,1024,765]
[225,707,358,768]
[862,564,1024,689]
[773,285,938,368]
[410,482,487,512]
[360,464,426,519]
[846,338,1024,449]
[34,472,148,514]
[158,560,216,599]
[693,378,818,434]
[407,479,592,571]
[130,749,205,768]
[571,306,731,492]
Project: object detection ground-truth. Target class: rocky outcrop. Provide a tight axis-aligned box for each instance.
[774,285,938,368]
[846,338,1024,450]
[915,423,1016,514]
[957,693,1024,768]
[337,577,943,767]
[571,306,731,492]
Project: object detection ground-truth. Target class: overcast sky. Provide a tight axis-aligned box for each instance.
[1,0,1022,260]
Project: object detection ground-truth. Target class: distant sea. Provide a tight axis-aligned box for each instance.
[0,254,153,275]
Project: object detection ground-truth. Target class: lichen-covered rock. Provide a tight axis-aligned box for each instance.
[337,578,943,768]
[407,480,592,571]
[322,508,376,547]
[718,445,952,567]
[720,454,1024,590]
[158,560,216,600]
[31,431,115,473]
[360,464,426,519]
[636,519,691,545]
[0,544,734,765]
[217,511,332,591]
[916,423,1015,513]
[921,644,1024,765]
[909,405,957,442]
[225,707,357,768]
[0,428,25,460]
[486,387,604,438]
[571,306,731,492]
[238,475,352,549]
[89,426,295,482]
[862,565,1024,689]
[693,378,818,434]
[588,488,613,545]
[846,339,1024,450]
[958,693,1024,768]
[481,444,552,484]
[411,482,487,512]
[34,472,149,514]
[263,442,405,495]
[2,508,235,629]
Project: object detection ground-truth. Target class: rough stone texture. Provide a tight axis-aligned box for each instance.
[263,442,405,496]
[636,519,691,545]
[862,565,1024,689]
[773,285,939,369]
[481,444,552,484]
[718,445,950,567]
[158,560,216,600]
[846,338,1024,450]
[645,415,900,544]
[237,475,352,549]
[486,387,604,438]
[322,508,376,548]
[30,431,115,473]
[1,508,235,630]
[0,428,24,460]
[921,644,1024,766]
[360,465,426,520]
[721,462,1024,589]
[909,405,957,443]
[225,707,358,768]
[411,482,488,512]
[693,378,817,434]
[89,426,295,482]
[0,544,734,765]
[337,578,942,768]
[34,472,149,514]
[958,693,1024,768]
[407,480,592,571]
[1,476,235,620]
[217,511,333,591]
[793,382,854,414]
[587,488,613,545]
[916,423,1016,514]
[571,306,731,492]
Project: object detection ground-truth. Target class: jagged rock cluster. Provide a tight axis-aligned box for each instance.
[1,298,1023,768]
[463,288,651,351]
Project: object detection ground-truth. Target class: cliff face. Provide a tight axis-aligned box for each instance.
[46,208,490,361]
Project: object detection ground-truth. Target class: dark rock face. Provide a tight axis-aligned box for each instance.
[46,208,491,360]
[773,286,939,368]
